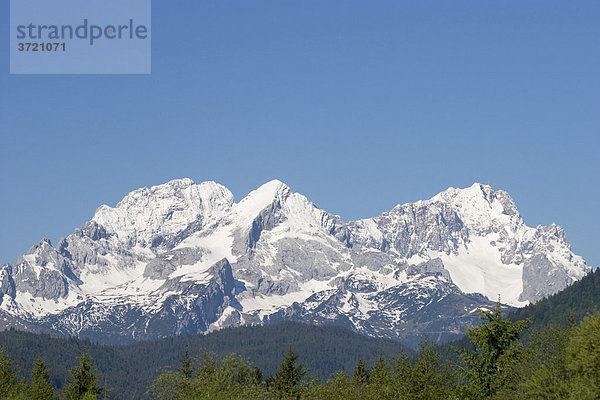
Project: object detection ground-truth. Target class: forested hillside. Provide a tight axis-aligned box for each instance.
[3,304,600,399]
[511,267,600,329]
[0,322,405,399]
[1,269,599,399]
[438,268,600,358]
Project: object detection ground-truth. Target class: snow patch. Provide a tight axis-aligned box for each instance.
[439,235,526,307]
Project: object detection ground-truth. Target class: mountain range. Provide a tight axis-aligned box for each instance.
[0,179,589,346]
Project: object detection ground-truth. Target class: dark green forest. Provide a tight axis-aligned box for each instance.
[1,268,599,399]
[511,266,600,328]
[0,322,405,399]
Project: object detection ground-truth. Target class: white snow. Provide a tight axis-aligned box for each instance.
[3,178,589,331]
[438,235,527,307]
[78,255,147,295]
[170,259,212,282]
[92,179,234,247]
[174,226,237,268]
[240,279,333,316]
[12,290,82,317]
[232,180,288,225]
[207,306,239,331]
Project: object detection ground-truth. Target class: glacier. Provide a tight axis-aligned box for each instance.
[0,179,590,346]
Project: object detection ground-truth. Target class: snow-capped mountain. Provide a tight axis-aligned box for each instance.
[0,179,590,346]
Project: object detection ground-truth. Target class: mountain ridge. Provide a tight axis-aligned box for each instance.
[0,179,589,346]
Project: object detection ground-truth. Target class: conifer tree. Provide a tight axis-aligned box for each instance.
[369,352,389,384]
[352,359,370,385]
[566,312,600,399]
[101,376,113,400]
[392,349,413,397]
[459,300,529,399]
[517,325,571,400]
[29,357,57,400]
[63,350,102,400]
[273,348,307,399]
[369,352,394,399]
[408,339,457,400]
[0,347,22,397]
[178,347,195,379]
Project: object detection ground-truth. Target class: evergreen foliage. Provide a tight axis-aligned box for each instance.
[29,357,57,400]
[458,301,529,399]
[565,312,600,399]
[0,321,404,399]
[512,268,600,330]
[177,348,195,380]
[148,352,269,400]
[272,348,307,399]
[0,346,25,399]
[63,350,102,400]
[407,340,457,399]
[0,308,598,399]
[516,325,573,399]
[0,268,599,400]
[351,359,369,385]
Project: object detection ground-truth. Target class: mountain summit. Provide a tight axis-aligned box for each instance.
[0,179,589,346]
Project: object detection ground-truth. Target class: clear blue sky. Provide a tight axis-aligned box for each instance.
[1,1,598,267]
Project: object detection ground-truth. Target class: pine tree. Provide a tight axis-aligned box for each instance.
[369,352,394,399]
[459,300,529,399]
[517,324,572,400]
[392,349,413,398]
[565,312,600,399]
[408,339,457,400]
[178,347,195,379]
[101,376,113,400]
[273,348,307,399]
[369,352,389,384]
[28,357,57,400]
[352,359,370,385]
[63,350,102,400]
[0,347,21,397]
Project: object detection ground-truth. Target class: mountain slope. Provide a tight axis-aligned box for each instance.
[437,267,600,364]
[0,321,406,400]
[0,179,589,345]
[511,267,600,329]
[349,183,587,305]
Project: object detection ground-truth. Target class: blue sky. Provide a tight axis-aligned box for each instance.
[1,1,599,267]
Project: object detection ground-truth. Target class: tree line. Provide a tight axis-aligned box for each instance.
[0,349,105,399]
[2,301,600,399]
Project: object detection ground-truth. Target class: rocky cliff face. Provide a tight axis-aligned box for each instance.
[0,179,590,346]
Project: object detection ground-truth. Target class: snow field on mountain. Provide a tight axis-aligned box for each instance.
[439,235,526,307]
[0,178,589,345]
[239,278,333,316]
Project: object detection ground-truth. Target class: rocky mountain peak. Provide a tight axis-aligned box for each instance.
[431,183,510,211]
[0,180,590,346]
[90,179,234,249]
[231,180,291,224]
[424,182,522,234]
[26,238,53,254]
[241,179,290,204]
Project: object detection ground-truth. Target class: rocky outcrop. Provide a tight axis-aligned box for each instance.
[0,179,589,346]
